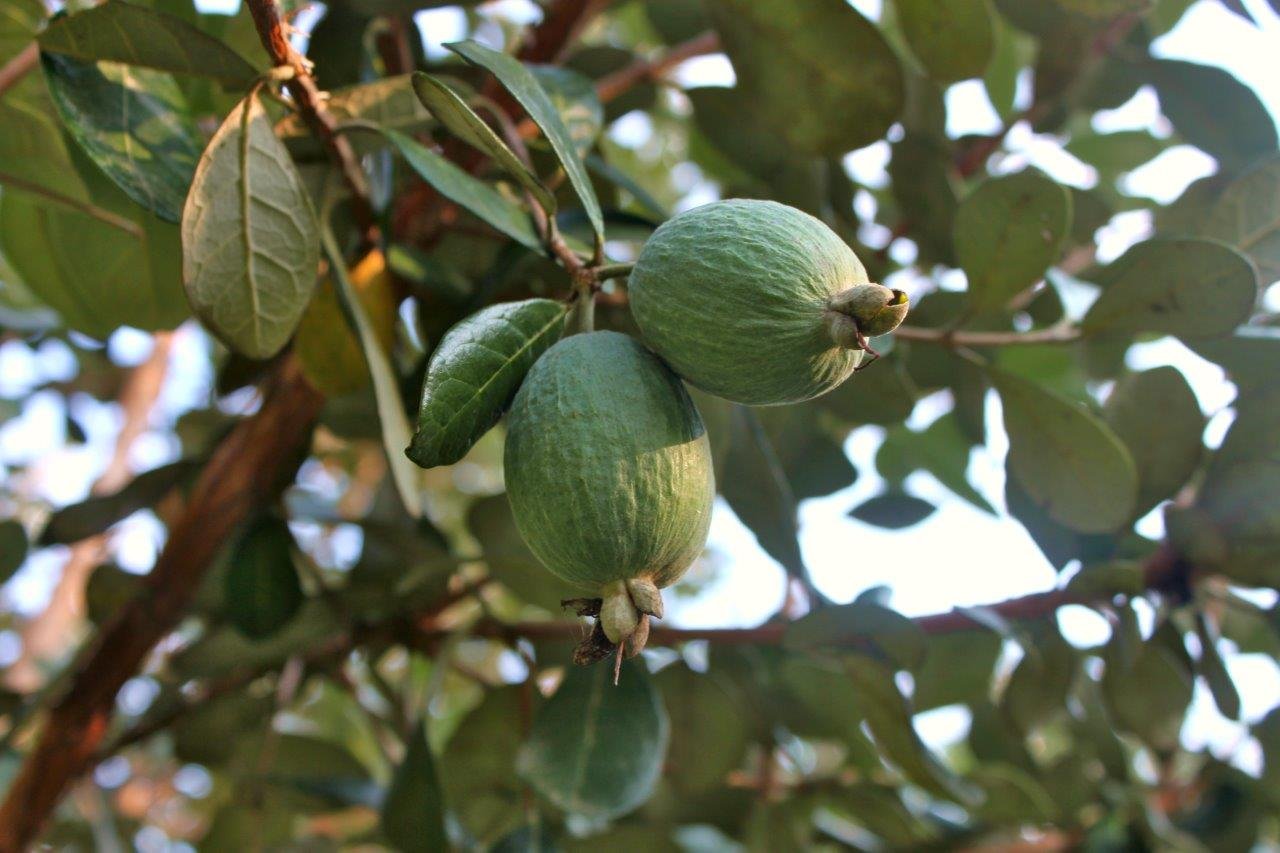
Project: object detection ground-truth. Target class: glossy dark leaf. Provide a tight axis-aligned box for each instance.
[849,492,937,530]
[181,92,319,359]
[37,2,257,88]
[992,367,1137,533]
[705,0,904,155]
[0,520,28,584]
[41,52,201,223]
[409,72,557,216]
[381,720,448,853]
[225,518,305,640]
[40,460,197,546]
[1084,238,1257,338]
[447,40,605,243]
[408,298,565,468]
[381,128,543,252]
[517,660,669,820]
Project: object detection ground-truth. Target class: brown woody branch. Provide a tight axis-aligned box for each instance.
[892,321,1083,348]
[0,358,324,849]
[0,41,37,100]
[246,0,375,241]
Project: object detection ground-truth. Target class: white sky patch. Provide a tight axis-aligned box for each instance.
[415,7,469,60]
[946,80,1002,137]
[1092,86,1167,135]
[843,141,891,189]
[670,55,736,89]
[1121,145,1217,204]
[998,123,1098,188]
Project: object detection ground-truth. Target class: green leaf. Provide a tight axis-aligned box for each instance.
[969,764,1058,824]
[656,664,750,793]
[991,367,1137,533]
[37,1,257,88]
[446,40,605,244]
[382,128,542,252]
[1198,152,1280,284]
[843,654,977,803]
[1146,59,1278,170]
[644,0,712,44]
[1187,326,1280,397]
[1103,366,1204,517]
[409,72,557,217]
[954,170,1072,312]
[323,235,423,520]
[1083,238,1257,338]
[529,65,604,158]
[1065,130,1164,179]
[877,415,996,515]
[39,460,197,545]
[381,720,448,853]
[1053,0,1151,15]
[442,687,526,841]
[0,520,28,584]
[182,92,319,359]
[517,660,669,821]
[897,0,994,83]
[849,492,937,530]
[1001,622,1076,733]
[720,405,805,581]
[1195,613,1241,721]
[225,517,305,640]
[1102,634,1193,750]
[408,298,565,468]
[786,599,927,670]
[913,630,1002,712]
[41,51,201,223]
[468,494,579,611]
[0,189,189,338]
[704,0,904,155]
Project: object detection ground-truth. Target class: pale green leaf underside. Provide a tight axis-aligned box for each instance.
[42,52,202,223]
[409,72,557,216]
[1083,237,1257,338]
[1199,152,1280,283]
[37,2,258,88]
[704,0,904,155]
[992,368,1138,533]
[322,230,424,520]
[447,40,605,244]
[954,170,1072,312]
[181,93,320,360]
[382,128,542,251]
[408,297,565,469]
[517,661,669,820]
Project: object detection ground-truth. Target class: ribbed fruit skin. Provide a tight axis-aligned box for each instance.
[504,331,715,591]
[630,199,868,405]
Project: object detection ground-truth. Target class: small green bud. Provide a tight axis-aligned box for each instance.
[829,283,910,338]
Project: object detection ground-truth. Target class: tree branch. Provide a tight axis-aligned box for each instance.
[0,42,37,100]
[892,321,1083,348]
[245,0,375,241]
[0,358,323,850]
[596,30,721,105]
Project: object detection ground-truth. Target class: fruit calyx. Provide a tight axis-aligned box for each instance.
[562,577,665,683]
[825,283,910,364]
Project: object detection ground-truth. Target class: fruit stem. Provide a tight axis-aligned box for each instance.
[568,291,595,335]
[594,262,634,282]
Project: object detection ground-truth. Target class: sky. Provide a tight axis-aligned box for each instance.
[2,0,1279,779]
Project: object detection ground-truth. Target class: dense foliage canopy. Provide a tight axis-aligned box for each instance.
[0,0,1278,849]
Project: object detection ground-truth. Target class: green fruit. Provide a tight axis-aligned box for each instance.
[504,331,714,647]
[629,199,908,405]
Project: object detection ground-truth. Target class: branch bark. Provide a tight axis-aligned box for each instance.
[0,357,323,849]
[0,41,37,100]
[892,321,1083,348]
[246,0,375,241]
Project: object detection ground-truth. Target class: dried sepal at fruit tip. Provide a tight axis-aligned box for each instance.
[828,282,910,340]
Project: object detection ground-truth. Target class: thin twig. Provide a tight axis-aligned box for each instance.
[892,321,1083,348]
[245,0,376,242]
[0,42,37,100]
